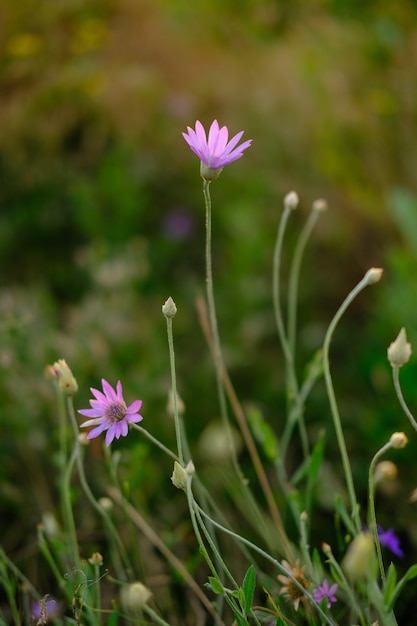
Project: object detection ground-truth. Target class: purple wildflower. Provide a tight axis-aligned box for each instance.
[182,120,252,179]
[377,526,404,557]
[78,379,143,446]
[313,579,338,608]
[32,596,60,621]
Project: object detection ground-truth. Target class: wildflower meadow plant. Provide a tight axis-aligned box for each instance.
[2,118,417,625]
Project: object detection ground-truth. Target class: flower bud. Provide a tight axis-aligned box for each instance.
[98,497,114,512]
[46,359,78,396]
[120,582,152,614]
[171,461,187,490]
[162,296,177,319]
[389,432,408,449]
[387,328,412,368]
[342,533,376,581]
[284,190,299,211]
[374,460,397,485]
[312,198,328,212]
[364,267,383,285]
[88,552,103,567]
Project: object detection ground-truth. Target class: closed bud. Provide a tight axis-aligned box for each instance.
[387,328,412,368]
[342,533,376,581]
[374,461,397,485]
[162,297,177,319]
[364,267,383,285]
[88,552,103,567]
[389,432,408,449]
[47,359,78,396]
[120,582,152,614]
[312,198,328,212]
[284,190,299,211]
[171,461,187,491]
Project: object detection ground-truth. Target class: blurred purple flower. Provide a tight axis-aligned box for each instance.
[182,120,252,170]
[313,579,338,608]
[378,526,404,557]
[79,379,143,446]
[162,209,195,240]
[32,596,60,621]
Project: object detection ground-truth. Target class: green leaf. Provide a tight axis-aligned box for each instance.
[207,577,224,595]
[388,563,417,611]
[383,562,397,605]
[247,406,278,461]
[334,495,356,537]
[291,430,325,488]
[242,564,256,615]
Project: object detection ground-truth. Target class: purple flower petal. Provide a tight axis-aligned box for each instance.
[183,120,252,173]
[78,378,143,445]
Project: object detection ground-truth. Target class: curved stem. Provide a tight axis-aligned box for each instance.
[107,486,227,626]
[194,501,338,626]
[322,270,381,534]
[368,441,393,584]
[392,366,417,432]
[272,204,298,400]
[67,398,130,580]
[287,207,321,357]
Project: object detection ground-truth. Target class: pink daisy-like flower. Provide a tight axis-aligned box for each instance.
[182,120,252,180]
[78,379,143,446]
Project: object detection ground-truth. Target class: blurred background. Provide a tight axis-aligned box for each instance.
[1,0,417,622]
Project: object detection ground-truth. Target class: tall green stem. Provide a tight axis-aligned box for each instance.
[368,441,393,584]
[272,203,298,400]
[66,398,130,581]
[202,180,237,466]
[322,268,382,533]
[165,314,184,465]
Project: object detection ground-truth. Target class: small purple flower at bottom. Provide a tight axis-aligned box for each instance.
[313,580,338,608]
[378,526,404,557]
[78,379,143,446]
[32,596,60,621]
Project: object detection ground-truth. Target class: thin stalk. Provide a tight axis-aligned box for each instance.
[196,295,293,561]
[286,207,323,460]
[143,605,173,626]
[392,366,417,432]
[107,486,227,626]
[62,442,82,567]
[185,476,246,623]
[165,315,184,465]
[322,269,381,533]
[202,180,237,467]
[92,562,102,625]
[130,423,179,461]
[322,544,366,626]
[194,503,338,626]
[66,398,129,581]
[287,206,322,356]
[272,203,298,399]
[368,441,393,584]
